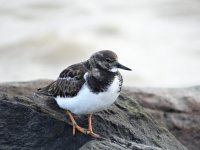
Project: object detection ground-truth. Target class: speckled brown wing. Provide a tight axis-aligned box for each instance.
[37,62,88,97]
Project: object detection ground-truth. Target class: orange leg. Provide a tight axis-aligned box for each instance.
[87,113,100,137]
[66,110,88,135]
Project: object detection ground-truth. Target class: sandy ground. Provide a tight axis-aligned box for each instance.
[0,0,200,87]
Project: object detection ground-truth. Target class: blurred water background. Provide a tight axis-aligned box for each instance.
[0,0,200,87]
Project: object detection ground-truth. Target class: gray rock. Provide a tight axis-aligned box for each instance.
[0,80,187,150]
[123,86,200,150]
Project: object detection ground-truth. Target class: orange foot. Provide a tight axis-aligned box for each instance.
[66,110,100,138]
[86,130,100,138]
[72,123,88,135]
[87,113,100,138]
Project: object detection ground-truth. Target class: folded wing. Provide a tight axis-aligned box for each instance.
[37,63,87,97]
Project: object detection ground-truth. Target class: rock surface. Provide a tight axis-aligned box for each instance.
[0,80,187,150]
[123,87,200,150]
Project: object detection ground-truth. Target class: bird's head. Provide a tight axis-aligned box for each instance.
[89,50,132,72]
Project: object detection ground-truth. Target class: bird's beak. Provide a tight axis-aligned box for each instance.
[116,62,132,71]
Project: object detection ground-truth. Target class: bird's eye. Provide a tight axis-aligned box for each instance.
[106,58,112,63]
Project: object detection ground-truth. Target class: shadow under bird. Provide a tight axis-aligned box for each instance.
[36,50,132,137]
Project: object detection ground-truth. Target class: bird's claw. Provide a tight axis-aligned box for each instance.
[72,124,100,137]
[86,130,100,138]
[72,124,88,136]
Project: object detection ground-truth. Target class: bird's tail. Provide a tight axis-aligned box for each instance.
[34,81,56,98]
[33,89,50,99]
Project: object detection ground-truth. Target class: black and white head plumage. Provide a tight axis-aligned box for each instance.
[36,50,130,98]
[89,50,118,71]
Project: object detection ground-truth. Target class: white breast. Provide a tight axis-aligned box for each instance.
[55,75,120,114]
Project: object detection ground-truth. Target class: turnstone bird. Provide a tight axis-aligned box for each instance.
[36,50,131,137]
